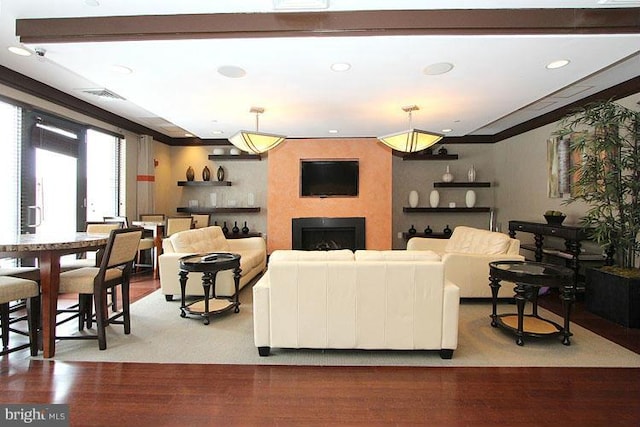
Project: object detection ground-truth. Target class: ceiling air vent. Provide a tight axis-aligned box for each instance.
[79,88,126,101]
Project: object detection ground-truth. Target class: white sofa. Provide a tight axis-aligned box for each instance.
[406,226,524,298]
[253,249,460,359]
[158,226,266,301]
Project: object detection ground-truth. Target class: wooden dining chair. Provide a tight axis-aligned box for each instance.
[166,216,194,236]
[0,275,40,356]
[56,227,142,350]
[191,214,211,229]
[139,214,165,223]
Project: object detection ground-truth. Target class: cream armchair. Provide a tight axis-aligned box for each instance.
[158,226,266,301]
[406,226,524,298]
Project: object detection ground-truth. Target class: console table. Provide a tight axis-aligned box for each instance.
[508,220,613,290]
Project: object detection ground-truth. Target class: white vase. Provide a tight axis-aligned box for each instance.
[247,192,255,207]
[467,165,476,182]
[465,190,476,208]
[429,190,440,208]
[408,190,419,208]
[209,193,217,207]
[442,165,454,183]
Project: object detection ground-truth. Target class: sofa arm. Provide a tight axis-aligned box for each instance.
[441,280,460,350]
[406,237,448,253]
[253,274,271,348]
[442,252,525,298]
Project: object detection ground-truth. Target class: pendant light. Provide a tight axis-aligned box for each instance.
[377,105,443,153]
[228,107,286,154]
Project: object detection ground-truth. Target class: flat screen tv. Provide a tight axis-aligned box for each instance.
[300,160,359,197]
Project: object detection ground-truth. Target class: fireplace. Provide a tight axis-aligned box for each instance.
[292,217,365,251]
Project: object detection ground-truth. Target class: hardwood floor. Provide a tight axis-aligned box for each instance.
[1,272,639,426]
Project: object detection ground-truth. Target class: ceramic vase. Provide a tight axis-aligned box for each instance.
[442,165,454,183]
[242,221,250,234]
[247,193,255,207]
[465,190,477,208]
[209,193,217,207]
[202,165,211,181]
[186,166,195,181]
[232,221,240,234]
[467,165,476,183]
[408,225,417,235]
[429,190,440,208]
[409,190,419,208]
[216,166,225,181]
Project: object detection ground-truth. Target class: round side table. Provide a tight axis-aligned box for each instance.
[178,252,241,325]
[489,260,575,346]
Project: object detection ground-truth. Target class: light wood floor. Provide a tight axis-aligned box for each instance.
[1,272,639,426]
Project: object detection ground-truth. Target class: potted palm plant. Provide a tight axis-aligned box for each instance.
[555,99,640,328]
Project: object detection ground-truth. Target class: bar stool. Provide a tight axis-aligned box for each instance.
[0,276,40,356]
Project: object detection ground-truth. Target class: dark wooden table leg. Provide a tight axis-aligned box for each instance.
[179,270,188,318]
[39,251,60,358]
[202,272,213,325]
[233,266,241,313]
[560,284,575,345]
[515,283,527,346]
[490,276,501,327]
[534,233,544,262]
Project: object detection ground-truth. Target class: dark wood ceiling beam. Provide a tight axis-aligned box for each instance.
[16,9,640,44]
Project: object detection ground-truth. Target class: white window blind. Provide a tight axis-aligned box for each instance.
[86,129,122,221]
[0,100,21,267]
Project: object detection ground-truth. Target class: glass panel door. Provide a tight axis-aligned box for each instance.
[34,148,77,235]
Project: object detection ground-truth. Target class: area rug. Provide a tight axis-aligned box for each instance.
[39,289,640,367]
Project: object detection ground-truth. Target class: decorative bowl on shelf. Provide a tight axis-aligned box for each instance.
[544,214,566,225]
[212,148,225,155]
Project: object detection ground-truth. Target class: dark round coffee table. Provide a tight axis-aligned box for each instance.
[489,260,575,346]
[178,252,241,325]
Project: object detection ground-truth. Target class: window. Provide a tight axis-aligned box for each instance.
[86,129,123,221]
[0,100,21,267]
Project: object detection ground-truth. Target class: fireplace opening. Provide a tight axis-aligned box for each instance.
[292,217,365,251]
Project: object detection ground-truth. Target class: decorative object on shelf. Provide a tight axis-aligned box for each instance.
[213,221,218,226]
[232,221,240,234]
[216,166,225,181]
[424,225,433,235]
[222,221,229,234]
[467,164,476,182]
[212,148,225,155]
[186,166,195,181]
[465,190,476,208]
[228,107,286,154]
[229,148,241,155]
[429,190,440,208]
[443,225,452,236]
[408,225,417,235]
[188,199,198,208]
[210,193,217,207]
[449,202,456,208]
[377,105,444,153]
[242,221,250,234]
[442,165,454,183]
[438,146,448,155]
[408,190,419,208]
[247,193,255,207]
[202,165,211,181]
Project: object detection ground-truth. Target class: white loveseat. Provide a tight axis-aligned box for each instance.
[406,226,524,298]
[158,226,266,301]
[253,249,460,359]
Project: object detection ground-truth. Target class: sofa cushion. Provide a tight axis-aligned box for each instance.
[355,250,441,262]
[445,226,511,255]
[269,250,354,262]
[239,248,266,272]
[168,226,230,253]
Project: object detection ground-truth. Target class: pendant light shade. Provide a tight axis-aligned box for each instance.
[377,106,443,153]
[228,107,286,154]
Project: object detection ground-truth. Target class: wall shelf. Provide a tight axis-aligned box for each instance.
[177,181,231,186]
[402,153,458,161]
[403,232,450,240]
[177,207,261,214]
[403,207,491,213]
[208,154,261,161]
[433,182,491,188]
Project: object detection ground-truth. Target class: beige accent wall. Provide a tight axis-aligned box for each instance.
[267,138,393,253]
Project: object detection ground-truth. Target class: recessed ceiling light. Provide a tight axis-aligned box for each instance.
[212,130,224,135]
[217,65,246,78]
[85,0,100,6]
[328,129,339,134]
[546,59,570,69]
[423,62,454,76]
[111,64,133,75]
[185,133,194,137]
[330,63,351,72]
[442,128,453,133]
[8,46,31,57]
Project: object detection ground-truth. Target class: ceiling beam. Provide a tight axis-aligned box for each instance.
[16,9,640,44]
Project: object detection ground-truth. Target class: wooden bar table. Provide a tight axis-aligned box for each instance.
[0,231,109,358]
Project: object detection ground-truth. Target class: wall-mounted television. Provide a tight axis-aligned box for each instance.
[300,159,359,197]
